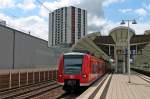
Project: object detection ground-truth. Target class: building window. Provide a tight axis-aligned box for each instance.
[78,8,81,39]
[71,7,75,44]
[65,7,67,42]
[83,10,86,36]
[51,13,54,46]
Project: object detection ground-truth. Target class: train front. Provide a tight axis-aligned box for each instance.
[57,52,89,91]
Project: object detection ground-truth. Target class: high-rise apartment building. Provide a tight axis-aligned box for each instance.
[48,6,87,47]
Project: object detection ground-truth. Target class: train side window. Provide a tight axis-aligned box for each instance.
[93,63,95,74]
[98,62,100,72]
[93,63,97,74]
[91,60,95,74]
[91,60,98,74]
[91,60,93,73]
[92,63,94,74]
[100,63,102,71]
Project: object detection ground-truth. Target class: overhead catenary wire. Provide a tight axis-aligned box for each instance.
[36,0,51,12]
[1,0,51,39]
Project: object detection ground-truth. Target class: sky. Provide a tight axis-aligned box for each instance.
[0,0,150,40]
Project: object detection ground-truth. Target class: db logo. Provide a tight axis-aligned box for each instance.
[70,75,74,79]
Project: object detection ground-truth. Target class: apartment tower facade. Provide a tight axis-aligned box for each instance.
[48,6,87,47]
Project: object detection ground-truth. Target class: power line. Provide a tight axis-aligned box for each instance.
[36,0,51,12]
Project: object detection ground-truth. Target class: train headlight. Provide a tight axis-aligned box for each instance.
[82,74,87,78]
[59,74,63,77]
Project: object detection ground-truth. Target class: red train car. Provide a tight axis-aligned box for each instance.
[57,52,107,91]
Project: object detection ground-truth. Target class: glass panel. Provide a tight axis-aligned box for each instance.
[64,55,83,74]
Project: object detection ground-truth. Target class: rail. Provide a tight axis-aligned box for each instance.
[133,71,150,84]
[131,67,150,76]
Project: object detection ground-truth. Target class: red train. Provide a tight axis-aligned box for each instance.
[57,52,107,91]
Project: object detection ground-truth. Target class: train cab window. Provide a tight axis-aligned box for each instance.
[64,55,83,74]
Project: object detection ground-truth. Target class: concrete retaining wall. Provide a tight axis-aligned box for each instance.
[0,25,70,69]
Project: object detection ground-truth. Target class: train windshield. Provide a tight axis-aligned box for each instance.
[64,55,83,74]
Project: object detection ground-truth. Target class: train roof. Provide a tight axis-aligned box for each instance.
[64,52,86,56]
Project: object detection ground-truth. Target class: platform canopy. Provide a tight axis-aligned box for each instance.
[109,26,135,42]
[72,32,111,61]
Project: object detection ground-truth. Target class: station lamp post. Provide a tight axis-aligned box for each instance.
[120,19,137,83]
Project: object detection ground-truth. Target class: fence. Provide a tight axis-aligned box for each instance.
[0,68,57,91]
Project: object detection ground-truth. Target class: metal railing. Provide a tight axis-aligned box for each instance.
[0,68,57,91]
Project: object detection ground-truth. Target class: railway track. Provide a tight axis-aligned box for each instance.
[57,73,112,99]
[56,88,87,99]
[134,71,150,84]
[0,80,52,94]
[57,92,78,99]
[0,74,113,99]
[16,83,61,99]
[33,86,65,99]
[0,80,61,99]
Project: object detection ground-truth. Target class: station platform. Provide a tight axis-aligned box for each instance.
[106,74,150,99]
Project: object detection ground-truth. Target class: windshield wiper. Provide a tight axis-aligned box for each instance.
[66,64,81,66]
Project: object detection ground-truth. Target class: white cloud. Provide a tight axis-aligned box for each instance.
[39,0,80,17]
[135,8,148,16]
[76,0,105,33]
[44,0,80,11]
[143,3,150,10]
[0,0,149,40]
[37,0,106,35]
[118,8,148,16]
[99,20,150,36]
[17,0,36,10]
[0,0,15,8]
[38,0,127,34]
[17,16,48,40]
[0,13,48,40]
[101,21,120,35]
[88,14,106,33]
[118,8,132,13]
[37,0,123,34]
[39,6,48,17]
[14,16,48,40]
[102,0,124,7]
[131,22,150,35]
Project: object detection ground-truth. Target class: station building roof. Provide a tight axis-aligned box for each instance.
[131,35,150,44]
[72,26,150,61]
[94,36,115,45]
